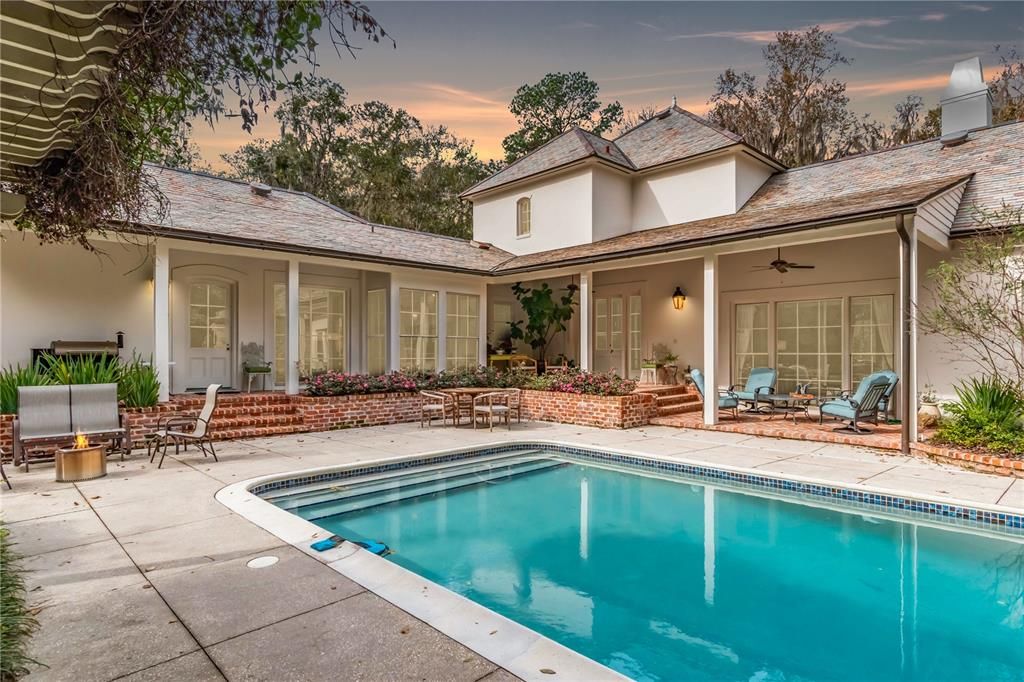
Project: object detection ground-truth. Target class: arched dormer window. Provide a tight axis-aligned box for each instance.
[516,197,531,237]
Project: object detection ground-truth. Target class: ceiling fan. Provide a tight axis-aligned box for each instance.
[753,247,815,274]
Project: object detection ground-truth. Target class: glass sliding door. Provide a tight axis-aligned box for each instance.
[775,299,842,395]
[850,295,894,385]
[734,303,770,386]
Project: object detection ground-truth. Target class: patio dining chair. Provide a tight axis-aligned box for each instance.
[729,367,777,412]
[472,392,512,431]
[150,384,221,468]
[690,369,739,419]
[818,372,891,433]
[419,391,456,427]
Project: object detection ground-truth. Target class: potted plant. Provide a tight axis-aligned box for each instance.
[918,384,941,428]
[494,327,514,355]
[508,281,578,373]
[653,343,680,384]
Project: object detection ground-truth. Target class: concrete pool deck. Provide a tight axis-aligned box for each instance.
[3,421,1023,681]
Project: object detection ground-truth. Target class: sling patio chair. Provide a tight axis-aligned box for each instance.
[729,367,777,412]
[419,390,456,427]
[690,368,740,419]
[818,372,892,433]
[150,384,221,468]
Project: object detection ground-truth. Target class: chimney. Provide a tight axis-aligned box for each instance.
[940,57,992,135]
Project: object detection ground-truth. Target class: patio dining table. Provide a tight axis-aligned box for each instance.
[439,387,499,425]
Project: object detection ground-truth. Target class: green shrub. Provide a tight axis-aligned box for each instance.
[40,353,121,386]
[1,525,39,679]
[933,377,1024,455]
[0,364,54,414]
[119,354,161,408]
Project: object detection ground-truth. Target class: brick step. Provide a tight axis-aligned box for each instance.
[649,414,701,427]
[657,401,703,416]
[655,393,701,406]
[208,414,305,430]
[170,392,292,408]
[209,404,301,418]
[633,384,691,397]
[208,424,311,441]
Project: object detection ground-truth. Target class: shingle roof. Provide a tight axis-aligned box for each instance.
[492,121,1024,273]
[460,107,750,198]
[612,106,742,170]
[136,165,513,273]
[459,128,633,198]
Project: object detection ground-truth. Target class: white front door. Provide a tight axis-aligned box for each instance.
[186,281,233,389]
[593,295,624,375]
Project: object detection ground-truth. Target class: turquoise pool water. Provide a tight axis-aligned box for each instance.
[271,454,1024,681]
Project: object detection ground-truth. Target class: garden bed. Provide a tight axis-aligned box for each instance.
[913,441,1024,478]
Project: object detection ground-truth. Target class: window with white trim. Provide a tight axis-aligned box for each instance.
[446,293,480,370]
[367,289,387,374]
[850,295,894,386]
[516,197,531,237]
[399,288,438,370]
[775,298,842,395]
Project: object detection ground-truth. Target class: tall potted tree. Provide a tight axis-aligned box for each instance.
[508,281,578,373]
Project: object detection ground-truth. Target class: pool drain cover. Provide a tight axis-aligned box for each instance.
[246,556,279,569]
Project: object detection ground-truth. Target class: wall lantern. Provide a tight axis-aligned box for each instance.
[672,287,686,310]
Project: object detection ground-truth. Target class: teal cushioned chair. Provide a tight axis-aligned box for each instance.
[874,370,899,424]
[729,367,777,412]
[818,371,892,433]
[690,369,739,419]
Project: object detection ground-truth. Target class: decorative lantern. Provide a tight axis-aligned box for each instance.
[672,287,686,310]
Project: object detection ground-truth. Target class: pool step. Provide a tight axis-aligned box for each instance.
[276,456,564,519]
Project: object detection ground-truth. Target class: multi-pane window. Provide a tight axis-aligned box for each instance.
[850,295,894,386]
[273,284,347,382]
[628,295,642,376]
[189,283,229,349]
[367,289,387,375]
[400,288,438,370]
[776,299,842,395]
[516,197,531,237]
[446,293,480,370]
[734,303,769,385]
[609,297,623,354]
[594,298,608,351]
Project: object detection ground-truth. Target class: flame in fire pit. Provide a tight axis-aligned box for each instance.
[74,431,89,449]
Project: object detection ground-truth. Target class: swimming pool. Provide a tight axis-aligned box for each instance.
[262,450,1024,682]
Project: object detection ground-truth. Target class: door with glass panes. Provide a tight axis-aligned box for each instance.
[593,289,642,378]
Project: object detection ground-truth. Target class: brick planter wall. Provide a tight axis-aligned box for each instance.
[911,441,1024,478]
[0,389,655,462]
[519,390,656,429]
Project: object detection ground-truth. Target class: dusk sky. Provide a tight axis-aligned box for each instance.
[192,1,1023,167]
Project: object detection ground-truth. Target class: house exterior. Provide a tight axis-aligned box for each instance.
[1,58,1021,447]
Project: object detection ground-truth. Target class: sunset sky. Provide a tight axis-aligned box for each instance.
[191,1,1023,167]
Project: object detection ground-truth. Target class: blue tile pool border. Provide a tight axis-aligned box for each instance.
[249,442,1023,533]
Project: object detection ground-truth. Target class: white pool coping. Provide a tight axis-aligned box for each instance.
[216,439,1023,682]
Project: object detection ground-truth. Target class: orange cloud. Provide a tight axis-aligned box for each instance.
[847,73,950,96]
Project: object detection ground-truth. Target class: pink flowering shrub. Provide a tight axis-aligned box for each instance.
[304,367,634,397]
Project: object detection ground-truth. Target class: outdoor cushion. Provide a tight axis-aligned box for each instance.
[731,367,777,401]
[691,369,739,408]
[820,372,891,421]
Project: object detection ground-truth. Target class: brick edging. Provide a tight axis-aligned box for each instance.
[911,441,1024,478]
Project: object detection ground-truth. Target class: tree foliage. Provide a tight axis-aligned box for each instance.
[222,77,494,238]
[918,205,1024,389]
[4,1,390,249]
[502,72,623,163]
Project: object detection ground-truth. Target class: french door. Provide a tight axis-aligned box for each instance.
[186,281,233,389]
[593,290,642,377]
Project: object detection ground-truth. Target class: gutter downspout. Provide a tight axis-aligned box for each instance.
[895,213,913,455]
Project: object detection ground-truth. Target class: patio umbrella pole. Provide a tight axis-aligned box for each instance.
[896,213,912,455]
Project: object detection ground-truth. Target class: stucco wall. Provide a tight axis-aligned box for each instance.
[471,168,594,255]
[591,166,633,243]
[734,153,775,210]
[631,154,737,231]
[1,234,154,367]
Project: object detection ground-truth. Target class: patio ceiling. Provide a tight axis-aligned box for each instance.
[0,0,135,195]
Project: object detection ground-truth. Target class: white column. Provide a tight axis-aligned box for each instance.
[478,280,489,367]
[286,258,300,394]
[703,254,719,424]
[437,289,448,371]
[388,281,401,371]
[153,241,171,402]
[579,271,592,371]
[909,229,919,443]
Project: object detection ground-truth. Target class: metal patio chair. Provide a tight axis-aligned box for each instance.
[690,368,740,419]
[151,384,221,468]
[819,372,892,433]
[729,367,777,412]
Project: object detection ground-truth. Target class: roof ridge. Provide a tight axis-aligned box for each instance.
[458,127,592,197]
[671,105,743,143]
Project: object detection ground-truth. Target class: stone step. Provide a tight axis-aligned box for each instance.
[170,392,293,409]
[633,384,691,397]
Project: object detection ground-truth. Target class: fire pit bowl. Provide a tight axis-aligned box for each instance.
[55,440,107,482]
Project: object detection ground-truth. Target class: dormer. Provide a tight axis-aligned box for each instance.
[462,107,782,256]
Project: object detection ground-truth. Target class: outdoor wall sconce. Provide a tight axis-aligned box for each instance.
[672,287,686,310]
